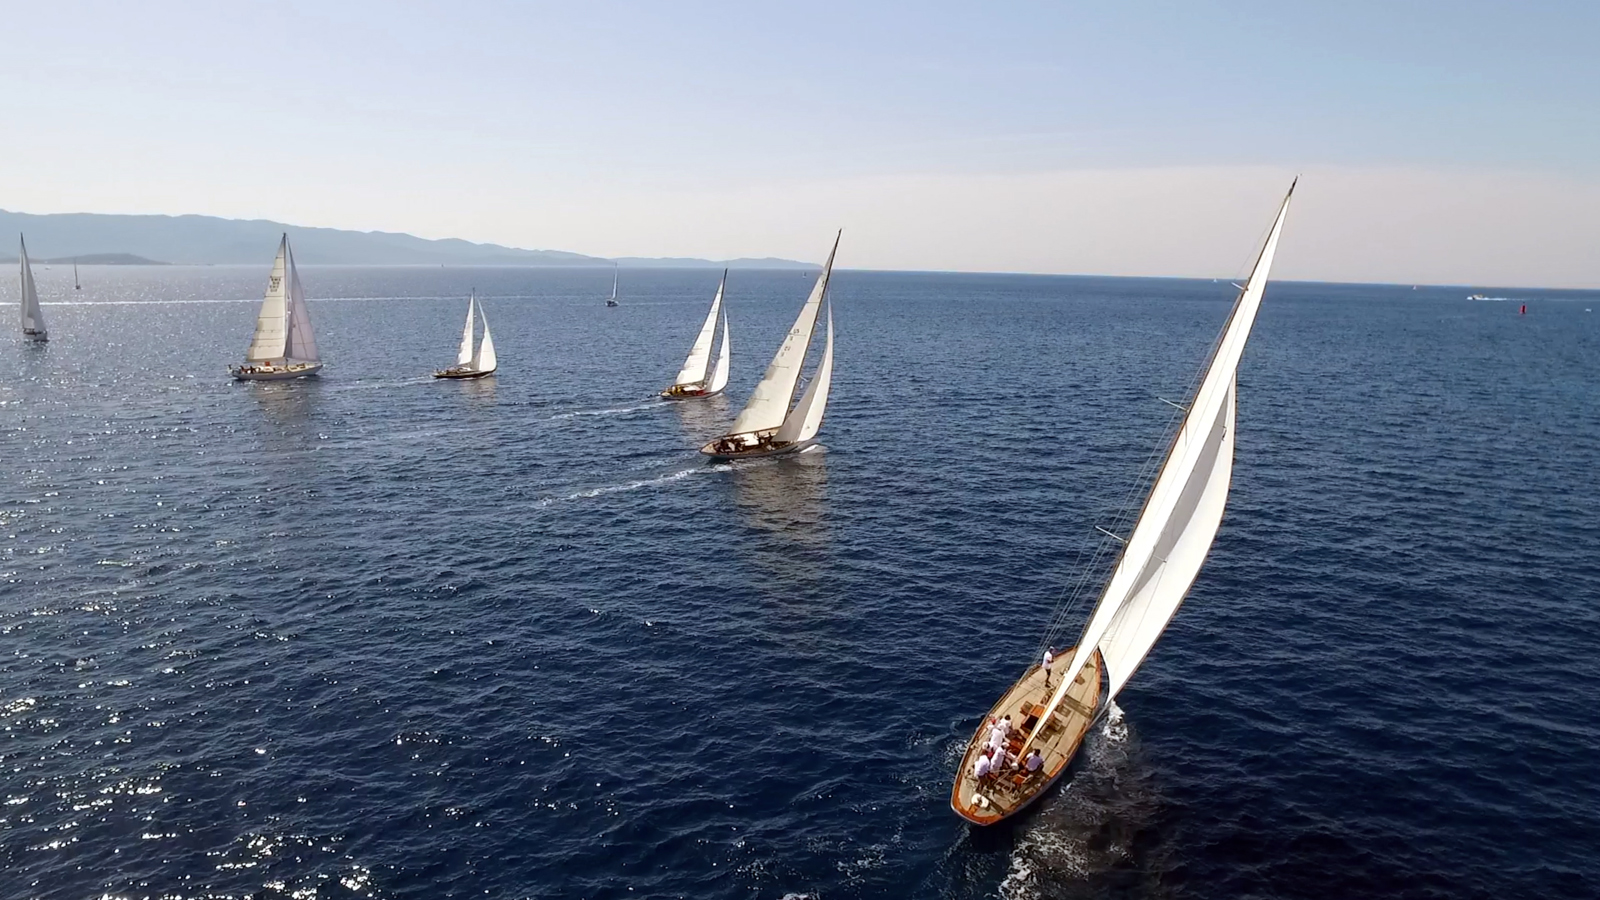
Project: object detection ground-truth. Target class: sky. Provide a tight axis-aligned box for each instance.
[2,1,1598,286]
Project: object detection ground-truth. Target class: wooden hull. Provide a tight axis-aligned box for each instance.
[433,367,496,379]
[699,434,816,461]
[950,648,1103,826]
[660,385,725,401]
[231,363,322,381]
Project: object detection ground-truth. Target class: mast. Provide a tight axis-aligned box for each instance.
[1020,181,1296,754]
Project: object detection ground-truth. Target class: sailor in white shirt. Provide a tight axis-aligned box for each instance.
[973,751,993,780]
[1023,749,1044,775]
[1041,646,1057,688]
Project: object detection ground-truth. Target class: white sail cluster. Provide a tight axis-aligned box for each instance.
[726,232,840,439]
[1025,183,1296,747]
[19,236,47,341]
[446,292,497,374]
[244,235,320,365]
[671,271,730,393]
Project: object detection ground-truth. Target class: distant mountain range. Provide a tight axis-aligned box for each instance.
[0,209,811,268]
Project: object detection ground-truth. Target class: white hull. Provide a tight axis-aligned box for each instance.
[231,362,322,381]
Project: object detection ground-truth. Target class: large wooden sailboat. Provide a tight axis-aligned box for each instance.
[231,235,322,381]
[433,291,498,379]
[952,182,1297,826]
[661,269,730,400]
[700,232,838,461]
[18,236,48,342]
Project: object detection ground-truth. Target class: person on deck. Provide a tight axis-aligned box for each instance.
[973,750,993,781]
[1041,646,1057,688]
[1023,749,1044,778]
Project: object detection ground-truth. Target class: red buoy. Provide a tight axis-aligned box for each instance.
[1520,304,1527,315]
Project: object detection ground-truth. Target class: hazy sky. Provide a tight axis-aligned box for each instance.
[4,2,1598,285]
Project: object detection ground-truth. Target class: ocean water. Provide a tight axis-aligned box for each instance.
[2,264,1598,899]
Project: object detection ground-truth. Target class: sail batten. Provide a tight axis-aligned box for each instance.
[1023,183,1295,752]
[728,232,840,435]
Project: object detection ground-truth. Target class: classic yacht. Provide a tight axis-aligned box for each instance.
[661,269,730,400]
[231,235,322,380]
[952,182,1297,825]
[433,291,498,379]
[700,232,838,461]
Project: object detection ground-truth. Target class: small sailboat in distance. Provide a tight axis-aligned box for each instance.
[18,236,48,342]
[434,291,497,379]
[951,182,1297,826]
[661,269,730,400]
[606,266,620,307]
[700,231,838,460]
[231,234,322,380]
[73,258,80,291]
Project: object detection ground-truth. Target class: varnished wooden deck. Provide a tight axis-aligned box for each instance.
[951,649,1102,825]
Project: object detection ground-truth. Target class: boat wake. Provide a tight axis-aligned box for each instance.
[548,401,663,421]
[998,701,1158,900]
[536,464,729,506]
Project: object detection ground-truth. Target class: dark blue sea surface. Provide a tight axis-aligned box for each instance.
[2,264,1598,899]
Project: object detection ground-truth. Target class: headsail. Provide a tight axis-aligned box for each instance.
[19,236,47,339]
[708,313,731,394]
[674,270,725,387]
[774,301,833,444]
[456,293,477,365]
[1025,181,1295,748]
[471,308,497,373]
[245,236,291,361]
[281,237,319,363]
[728,231,840,435]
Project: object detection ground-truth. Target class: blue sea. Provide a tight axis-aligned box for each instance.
[3,264,1598,899]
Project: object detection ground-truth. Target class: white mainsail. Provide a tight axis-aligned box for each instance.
[19,236,47,339]
[774,303,833,444]
[471,308,497,373]
[708,314,731,394]
[456,293,477,365]
[610,267,619,303]
[674,270,726,387]
[1025,182,1295,747]
[728,231,840,435]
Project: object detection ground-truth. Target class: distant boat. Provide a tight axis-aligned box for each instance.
[73,259,81,291]
[606,266,620,307]
[231,234,322,381]
[18,235,48,342]
[433,291,497,379]
[1468,293,1487,300]
[701,232,838,460]
[661,269,730,400]
[950,182,1297,826]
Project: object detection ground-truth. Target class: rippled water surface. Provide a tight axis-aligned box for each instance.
[3,265,1598,899]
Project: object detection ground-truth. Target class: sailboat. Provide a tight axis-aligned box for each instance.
[606,266,620,307]
[951,182,1297,826]
[433,291,498,379]
[73,259,81,291]
[700,232,838,460]
[230,234,322,380]
[661,269,730,400]
[18,236,48,342]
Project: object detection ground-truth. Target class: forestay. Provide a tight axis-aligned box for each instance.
[728,231,840,435]
[675,271,725,386]
[1025,182,1295,746]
